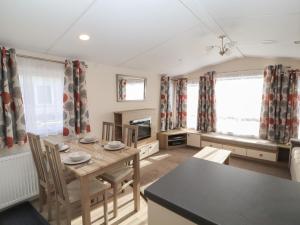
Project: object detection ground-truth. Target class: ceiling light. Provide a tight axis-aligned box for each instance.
[261,40,276,44]
[207,35,235,56]
[79,34,90,41]
[294,41,300,44]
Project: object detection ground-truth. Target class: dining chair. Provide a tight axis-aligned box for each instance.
[28,132,54,221]
[102,121,115,142]
[43,140,110,225]
[100,124,138,218]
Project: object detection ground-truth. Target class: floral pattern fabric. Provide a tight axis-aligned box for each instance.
[175,78,187,128]
[63,60,91,136]
[118,79,127,101]
[0,48,27,148]
[160,75,173,131]
[259,65,299,144]
[197,71,216,132]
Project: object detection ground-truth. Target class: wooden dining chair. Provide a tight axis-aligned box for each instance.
[100,124,138,218]
[102,121,115,142]
[43,140,110,225]
[28,132,54,221]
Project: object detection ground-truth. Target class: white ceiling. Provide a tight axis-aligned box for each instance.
[0,0,300,75]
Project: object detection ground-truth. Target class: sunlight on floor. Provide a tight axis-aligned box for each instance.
[149,154,170,161]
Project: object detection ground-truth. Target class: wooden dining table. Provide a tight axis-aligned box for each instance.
[46,136,140,225]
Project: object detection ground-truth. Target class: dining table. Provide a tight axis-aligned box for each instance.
[46,135,141,225]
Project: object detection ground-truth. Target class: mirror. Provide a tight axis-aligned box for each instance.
[116,74,146,101]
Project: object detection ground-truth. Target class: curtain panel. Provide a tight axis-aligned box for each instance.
[174,78,187,128]
[0,48,27,148]
[118,79,127,100]
[197,71,216,132]
[63,60,91,136]
[160,75,173,131]
[259,65,299,144]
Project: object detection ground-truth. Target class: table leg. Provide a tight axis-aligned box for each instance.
[133,153,140,212]
[80,176,91,225]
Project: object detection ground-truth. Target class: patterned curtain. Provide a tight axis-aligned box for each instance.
[0,48,27,148]
[197,71,216,132]
[259,65,299,144]
[118,79,127,100]
[160,75,173,131]
[175,78,187,128]
[63,60,91,136]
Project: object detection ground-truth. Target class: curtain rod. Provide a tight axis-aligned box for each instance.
[5,52,88,68]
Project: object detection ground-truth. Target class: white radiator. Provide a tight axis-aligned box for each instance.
[0,150,39,210]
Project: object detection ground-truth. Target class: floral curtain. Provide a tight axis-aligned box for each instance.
[63,60,91,136]
[0,48,27,148]
[175,78,187,128]
[118,79,127,101]
[197,71,216,132]
[259,65,299,144]
[160,75,173,131]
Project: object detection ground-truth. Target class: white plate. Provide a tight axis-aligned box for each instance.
[79,138,98,144]
[104,143,126,151]
[63,153,91,165]
[59,144,70,152]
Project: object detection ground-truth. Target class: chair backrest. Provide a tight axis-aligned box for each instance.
[28,133,48,186]
[122,124,138,148]
[102,122,115,142]
[43,140,69,203]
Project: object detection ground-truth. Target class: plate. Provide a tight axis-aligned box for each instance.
[63,153,91,165]
[79,138,98,144]
[104,143,126,151]
[59,144,70,152]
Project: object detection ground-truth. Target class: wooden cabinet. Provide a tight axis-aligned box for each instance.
[222,145,247,156]
[157,130,187,150]
[246,149,277,162]
[201,140,223,149]
[187,133,201,148]
[138,140,159,160]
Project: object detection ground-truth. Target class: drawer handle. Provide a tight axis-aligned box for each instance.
[259,153,263,157]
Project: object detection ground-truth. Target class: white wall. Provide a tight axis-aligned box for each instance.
[86,62,160,137]
[186,56,300,80]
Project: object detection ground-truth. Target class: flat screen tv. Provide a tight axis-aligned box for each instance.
[129,117,151,141]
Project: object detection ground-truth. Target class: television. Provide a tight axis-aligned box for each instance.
[129,117,151,141]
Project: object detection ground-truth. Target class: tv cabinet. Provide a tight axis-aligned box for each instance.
[157,130,187,150]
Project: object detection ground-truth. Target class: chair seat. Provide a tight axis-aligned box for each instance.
[67,179,110,203]
[101,166,133,183]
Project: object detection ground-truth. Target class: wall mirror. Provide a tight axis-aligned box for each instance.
[116,74,146,102]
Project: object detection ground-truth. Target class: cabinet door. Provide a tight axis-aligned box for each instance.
[187,133,201,148]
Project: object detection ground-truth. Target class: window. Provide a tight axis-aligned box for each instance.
[187,81,199,129]
[125,79,145,100]
[18,57,64,136]
[215,74,263,137]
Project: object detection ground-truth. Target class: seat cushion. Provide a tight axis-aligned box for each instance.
[292,147,300,159]
[67,179,110,203]
[101,166,133,183]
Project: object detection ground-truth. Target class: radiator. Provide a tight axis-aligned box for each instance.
[0,151,39,210]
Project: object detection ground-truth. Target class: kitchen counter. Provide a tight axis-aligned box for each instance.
[145,157,300,225]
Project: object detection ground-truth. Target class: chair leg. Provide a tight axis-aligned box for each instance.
[113,183,118,218]
[56,200,61,225]
[47,189,52,221]
[103,191,108,225]
[39,186,45,212]
[66,207,72,225]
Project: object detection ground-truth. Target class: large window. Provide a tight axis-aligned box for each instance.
[18,57,64,136]
[215,74,263,137]
[187,81,199,129]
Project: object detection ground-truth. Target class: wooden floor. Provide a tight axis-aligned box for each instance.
[32,147,291,225]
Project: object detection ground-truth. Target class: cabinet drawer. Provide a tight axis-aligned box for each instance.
[201,141,222,148]
[222,145,247,156]
[140,146,149,160]
[187,133,201,148]
[246,149,277,162]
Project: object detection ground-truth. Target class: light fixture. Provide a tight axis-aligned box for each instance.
[79,34,90,41]
[207,35,235,56]
[294,41,300,44]
[261,40,276,44]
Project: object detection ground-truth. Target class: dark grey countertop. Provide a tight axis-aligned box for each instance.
[145,157,300,225]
